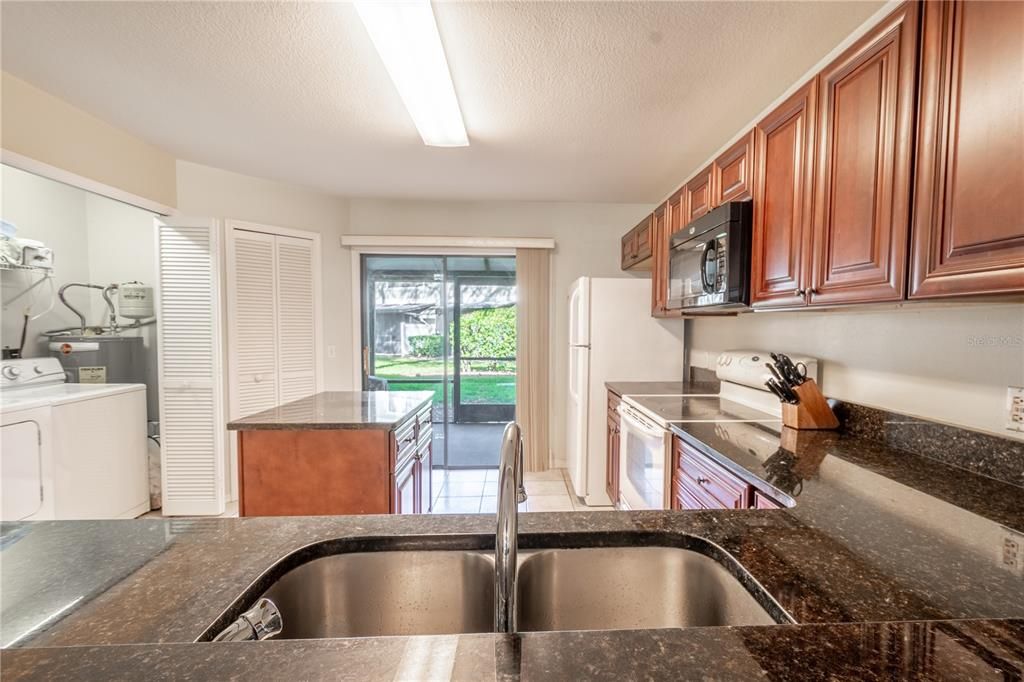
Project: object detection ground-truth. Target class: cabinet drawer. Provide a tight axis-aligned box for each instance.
[673,477,708,510]
[676,440,750,509]
[394,420,418,464]
[753,491,783,510]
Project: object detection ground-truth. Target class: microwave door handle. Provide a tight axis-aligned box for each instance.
[699,239,716,293]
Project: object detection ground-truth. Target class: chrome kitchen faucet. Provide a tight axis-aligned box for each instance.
[495,422,527,633]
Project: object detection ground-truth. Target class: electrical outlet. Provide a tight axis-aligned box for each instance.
[1000,526,1024,577]
[1008,387,1024,432]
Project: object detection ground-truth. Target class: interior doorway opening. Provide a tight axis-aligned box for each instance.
[361,255,516,469]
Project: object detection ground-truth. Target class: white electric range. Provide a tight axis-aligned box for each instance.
[616,350,817,510]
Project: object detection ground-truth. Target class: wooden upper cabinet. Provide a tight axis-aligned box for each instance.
[685,164,714,224]
[712,131,756,205]
[808,2,918,306]
[650,202,679,317]
[667,188,688,236]
[910,0,1024,298]
[751,80,817,308]
[621,215,654,271]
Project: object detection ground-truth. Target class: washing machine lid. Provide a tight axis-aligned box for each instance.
[12,382,146,406]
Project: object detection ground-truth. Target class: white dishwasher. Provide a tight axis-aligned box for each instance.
[1,358,148,519]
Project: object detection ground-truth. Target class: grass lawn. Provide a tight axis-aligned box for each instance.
[375,357,515,404]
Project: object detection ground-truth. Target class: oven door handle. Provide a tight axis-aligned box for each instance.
[618,405,666,438]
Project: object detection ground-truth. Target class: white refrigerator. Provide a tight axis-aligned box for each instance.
[566,277,685,506]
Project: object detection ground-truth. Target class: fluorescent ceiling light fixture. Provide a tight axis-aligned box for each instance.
[354,0,469,147]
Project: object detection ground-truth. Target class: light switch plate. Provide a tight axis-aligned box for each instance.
[1008,387,1024,432]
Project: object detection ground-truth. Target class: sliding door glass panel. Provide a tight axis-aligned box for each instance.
[361,255,516,470]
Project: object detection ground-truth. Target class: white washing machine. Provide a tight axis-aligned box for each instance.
[1,358,149,520]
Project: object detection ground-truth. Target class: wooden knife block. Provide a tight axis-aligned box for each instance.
[781,379,839,430]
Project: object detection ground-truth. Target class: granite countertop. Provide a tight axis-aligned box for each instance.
[226,391,434,430]
[5,619,1022,680]
[5,390,1024,678]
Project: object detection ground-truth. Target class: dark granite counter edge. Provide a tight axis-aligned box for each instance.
[4,619,1022,681]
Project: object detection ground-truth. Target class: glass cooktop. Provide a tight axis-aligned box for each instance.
[624,395,781,425]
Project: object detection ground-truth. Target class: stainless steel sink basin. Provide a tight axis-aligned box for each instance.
[516,547,776,632]
[261,550,495,638]
[235,543,781,640]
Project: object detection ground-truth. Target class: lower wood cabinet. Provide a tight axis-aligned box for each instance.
[606,390,622,505]
[393,451,418,515]
[672,435,782,511]
[237,408,432,517]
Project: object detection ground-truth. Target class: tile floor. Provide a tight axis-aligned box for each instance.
[430,467,595,514]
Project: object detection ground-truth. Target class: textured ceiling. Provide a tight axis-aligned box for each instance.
[1,1,884,202]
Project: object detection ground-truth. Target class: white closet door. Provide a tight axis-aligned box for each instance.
[156,218,226,516]
[275,235,318,402]
[226,230,279,418]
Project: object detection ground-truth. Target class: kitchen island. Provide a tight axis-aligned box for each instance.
[227,391,434,516]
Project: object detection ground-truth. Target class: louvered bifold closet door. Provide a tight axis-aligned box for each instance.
[275,235,318,402]
[227,230,279,418]
[156,220,226,516]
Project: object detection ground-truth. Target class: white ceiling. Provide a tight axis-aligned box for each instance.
[1,1,884,203]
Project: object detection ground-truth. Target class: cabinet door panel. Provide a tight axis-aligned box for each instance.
[911,0,1024,297]
[713,131,755,204]
[685,165,714,223]
[810,3,917,305]
[394,456,417,514]
[751,81,817,307]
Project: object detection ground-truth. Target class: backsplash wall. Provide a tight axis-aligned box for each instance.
[687,302,1024,442]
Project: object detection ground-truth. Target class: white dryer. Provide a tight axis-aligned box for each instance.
[1,358,149,520]
[0,391,54,521]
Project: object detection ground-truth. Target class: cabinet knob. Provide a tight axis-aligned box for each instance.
[254,374,263,383]
[793,288,806,297]
[696,477,710,486]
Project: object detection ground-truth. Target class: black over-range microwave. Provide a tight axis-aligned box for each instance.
[666,200,752,313]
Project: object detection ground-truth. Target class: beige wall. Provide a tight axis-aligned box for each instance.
[1,72,177,209]
[347,198,673,466]
[688,302,1024,441]
[174,160,352,390]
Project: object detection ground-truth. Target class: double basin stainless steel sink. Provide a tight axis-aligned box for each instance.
[256,546,780,639]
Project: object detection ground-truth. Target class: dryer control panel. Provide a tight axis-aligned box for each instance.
[1,358,66,388]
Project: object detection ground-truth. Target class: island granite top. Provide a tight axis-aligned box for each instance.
[226,391,434,430]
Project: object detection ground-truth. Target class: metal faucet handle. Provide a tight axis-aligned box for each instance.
[212,598,283,642]
[516,434,528,503]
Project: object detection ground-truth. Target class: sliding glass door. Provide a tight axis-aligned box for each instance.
[361,255,516,469]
